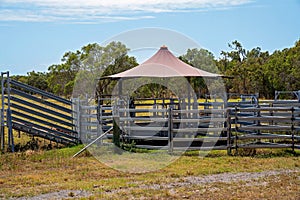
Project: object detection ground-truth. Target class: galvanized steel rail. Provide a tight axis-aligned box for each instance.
[1,71,299,154]
[98,98,300,154]
[0,71,79,151]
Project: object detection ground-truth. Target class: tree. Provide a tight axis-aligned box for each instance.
[180,48,219,97]
[27,71,49,91]
[47,50,81,97]
[264,39,300,97]
[11,75,28,84]
[219,40,248,94]
[97,54,138,97]
[180,48,219,73]
[217,39,300,99]
[244,48,270,98]
[13,38,299,100]
[74,41,136,99]
[47,41,136,98]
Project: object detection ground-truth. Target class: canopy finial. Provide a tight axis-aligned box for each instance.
[160,45,168,50]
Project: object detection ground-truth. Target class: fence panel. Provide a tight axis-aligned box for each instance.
[233,106,299,150]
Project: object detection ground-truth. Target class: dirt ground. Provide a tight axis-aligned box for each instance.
[12,169,299,200]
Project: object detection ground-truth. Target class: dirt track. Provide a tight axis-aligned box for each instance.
[13,169,299,200]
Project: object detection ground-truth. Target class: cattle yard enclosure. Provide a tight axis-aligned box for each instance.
[1,71,300,154]
[93,94,300,154]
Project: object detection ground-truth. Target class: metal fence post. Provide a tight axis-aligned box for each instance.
[168,107,173,154]
[7,108,14,152]
[234,106,238,153]
[291,107,295,152]
[113,100,121,148]
[73,98,81,142]
[6,72,14,152]
[0,109,4,151]
[72,99,77,137]
[226,109,232,155]
[97,104,102,146]
[1,72,6,151]
[80,99,87,142]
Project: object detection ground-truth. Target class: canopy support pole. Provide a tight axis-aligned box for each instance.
[187,77,191,111]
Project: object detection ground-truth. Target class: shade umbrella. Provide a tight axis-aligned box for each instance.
[107,45,222,79]
[104,45,224,111]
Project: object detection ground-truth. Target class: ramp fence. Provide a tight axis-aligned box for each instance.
[1,71,79,152]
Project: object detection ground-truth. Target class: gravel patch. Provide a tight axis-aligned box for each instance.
[181,169,297,185]
[109,169,299,194]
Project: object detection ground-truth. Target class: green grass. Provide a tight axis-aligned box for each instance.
[0,146,299,199]
[1,95,300,199]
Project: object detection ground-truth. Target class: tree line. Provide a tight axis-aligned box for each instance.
[11,39,300,99]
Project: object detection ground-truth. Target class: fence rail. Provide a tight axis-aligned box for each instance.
[1,71,299,154]
[1,71,79,151]
[95,100,300,154]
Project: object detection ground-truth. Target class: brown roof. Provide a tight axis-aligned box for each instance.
[107,46,222,78]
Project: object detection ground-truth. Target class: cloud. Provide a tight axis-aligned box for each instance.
[0,0,252,23]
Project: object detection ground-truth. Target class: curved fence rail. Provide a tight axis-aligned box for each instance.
[95,98,300,154]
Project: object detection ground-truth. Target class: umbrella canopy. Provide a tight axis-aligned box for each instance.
[106,45,222,79]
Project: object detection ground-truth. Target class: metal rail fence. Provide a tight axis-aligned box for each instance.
[232,106,300,150]
[1,70,299,154]
[95,98,300,154]
[1,71,79,152]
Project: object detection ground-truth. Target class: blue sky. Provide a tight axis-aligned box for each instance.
[0,0,299,75]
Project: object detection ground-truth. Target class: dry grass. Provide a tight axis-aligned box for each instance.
[0,95,299,199]
[0,146,299,199]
